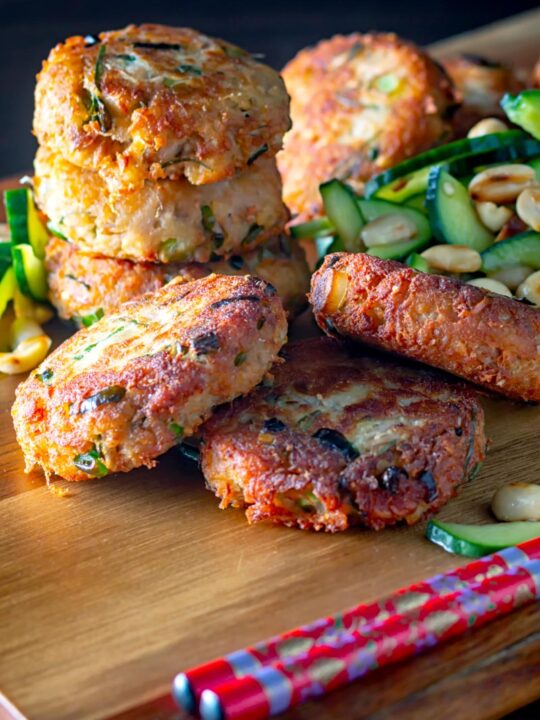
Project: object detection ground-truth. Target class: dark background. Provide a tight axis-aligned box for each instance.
[0,0,537,177]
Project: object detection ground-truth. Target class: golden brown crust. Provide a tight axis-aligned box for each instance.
[278,33,457,220]
[45,235,309,322]
[442,54,525,136]
[12,274,288,481]
[311,253,540,403]
[34,24,290,190]
[201,337,485,532]
[34,147,288,263]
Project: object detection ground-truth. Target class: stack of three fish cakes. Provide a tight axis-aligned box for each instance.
[32,23,309,322]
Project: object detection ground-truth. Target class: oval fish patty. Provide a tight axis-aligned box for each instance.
[311,253,540,403]
[278,33,456,220]
[34,147,288,263]
[45,234,310,323]
[12,274,287,481]
[34,24,290,190]
[200,337,486,532]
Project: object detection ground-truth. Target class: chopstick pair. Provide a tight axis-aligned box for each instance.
[173,538,540,720]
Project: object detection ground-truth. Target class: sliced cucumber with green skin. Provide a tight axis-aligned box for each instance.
[0,266,16,317]
[4,188,49,259]
[365,131,526,199]
[426,519,540,558]
[481,231,540,272]
[320,180,365,251]
[426,167,493,252]
[501,90,540,140]
[367,235,431,261]
[404,193,428,214]
[315,235,344,266]
[0,242,11,280]
[406,252,431,272]
[290,217,334,240]
[12,244,48,301]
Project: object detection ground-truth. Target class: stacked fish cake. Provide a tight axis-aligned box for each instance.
[32,24,308,321]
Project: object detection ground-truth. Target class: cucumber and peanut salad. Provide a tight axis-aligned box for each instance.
[0,188,54,374]
[292,90,540,306]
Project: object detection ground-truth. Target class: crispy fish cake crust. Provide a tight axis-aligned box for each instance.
[201,338,485,532]
[311,253,540,403]
[45,235,309,322]
[34,24,290,190]
[12,274,287,482]
[34,148,288,263]
[442,54,524,136]
[278,33,456,220]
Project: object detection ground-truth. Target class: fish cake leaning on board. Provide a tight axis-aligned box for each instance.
[12,274,287,481]
[200,337,485,532]
[310,253,540,403]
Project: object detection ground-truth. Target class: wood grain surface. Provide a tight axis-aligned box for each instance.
[1,10,540,720]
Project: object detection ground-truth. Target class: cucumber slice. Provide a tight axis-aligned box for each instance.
[501,90,540,140]
[426,167,493,252]
[365,131,526,199]
[290,217,334,240]
[12,244,48,302]
[481,231,540,272]
[404,193,428,214]
[320,180,365,251]
[367,235,430,261]
[4,188,49,259]
[406,252,431,272]
[426,518,540,558]
[0,266,16,318]
[315,235,345,266]
[0,241,11,280]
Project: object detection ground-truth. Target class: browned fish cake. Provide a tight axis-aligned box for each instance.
[12,274,287,482]
[34,147,288,263]
[441,54,524,136]
[45,234,309,323]
[311,253,540,403]
[34,24,290,190]
[278,33,456,220]
[201,337,485,532]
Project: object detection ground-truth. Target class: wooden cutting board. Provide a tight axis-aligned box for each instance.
[1,9,540,720]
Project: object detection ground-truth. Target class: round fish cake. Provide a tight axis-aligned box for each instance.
[45,234,310,322]
[311,253,540,403]
[34,24,290,190]
[34,147,288,263]
[12,274,287,482]
[201,337,485,532]
[278,33,456,220]
[441,54,525,136]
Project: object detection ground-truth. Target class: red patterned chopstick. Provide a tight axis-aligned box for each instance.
[173,538,540,719]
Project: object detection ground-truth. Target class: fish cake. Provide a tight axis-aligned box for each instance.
[12,274,287,482]
[45,234,310,323]
[34,147,288,263]
[442,54,524,136]
[201,337,485,532]
[34,24,290,190]
[278,33,456,220]
[311,253,540,403]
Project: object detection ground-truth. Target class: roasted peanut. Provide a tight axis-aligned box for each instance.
[469,164,537,204]
[475,201,513,232]
[467,277,512,297]
[467,117,508,138]
[361,213,417,247]
[421,245,482,274]
[516,270,540,306]
[492,482,540,521]
[516,187,540,231]
[488,264,534,290]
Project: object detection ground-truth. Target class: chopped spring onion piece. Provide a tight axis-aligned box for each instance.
[501,90,540,140]
[78,385,126,414]
[73,447,108,477]
[81,308,104,327]
[247,143,269,165]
